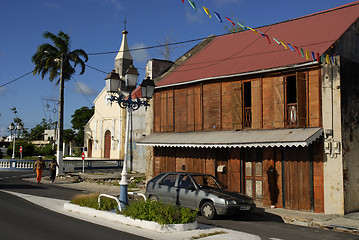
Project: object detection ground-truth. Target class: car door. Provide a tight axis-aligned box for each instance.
[157,173,178,205]
[177,174,199,209]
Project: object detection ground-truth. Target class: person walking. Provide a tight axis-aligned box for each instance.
[33,156,46,184]
[49,158,59,183]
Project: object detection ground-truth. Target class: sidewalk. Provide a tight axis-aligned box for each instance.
[26,170,359,235]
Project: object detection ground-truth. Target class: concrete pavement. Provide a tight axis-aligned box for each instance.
[23,171,359,235]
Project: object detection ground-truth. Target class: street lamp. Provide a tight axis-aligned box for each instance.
[9,122,23,159]
[105,65,155,208]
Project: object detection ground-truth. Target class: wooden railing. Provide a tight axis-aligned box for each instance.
[244,107,252,128]
[286,103,298,127]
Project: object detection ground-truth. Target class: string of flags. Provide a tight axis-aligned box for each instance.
[181,0,335,64]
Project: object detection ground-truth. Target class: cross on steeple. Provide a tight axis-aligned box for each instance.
[124,17,127,32]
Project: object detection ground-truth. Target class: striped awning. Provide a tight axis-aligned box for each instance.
[136,128,323,148]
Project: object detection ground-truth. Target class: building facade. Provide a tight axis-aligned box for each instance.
[138,2,359,214]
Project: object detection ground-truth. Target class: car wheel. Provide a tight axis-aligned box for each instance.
[200,202,217,220]
[149,195,159,202]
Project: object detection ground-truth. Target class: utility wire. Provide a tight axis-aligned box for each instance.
[0,70,33,89]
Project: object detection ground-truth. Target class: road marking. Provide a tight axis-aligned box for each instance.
[269,238,284,240]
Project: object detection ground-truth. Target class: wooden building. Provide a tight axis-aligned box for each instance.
[138,2,359,214]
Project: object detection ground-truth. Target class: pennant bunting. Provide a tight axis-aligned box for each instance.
[188,0,197,11]
[280,41,287,50]
[272,37,280,45]
[236,22,247,30]
[202,6,211,18]
[326,54,330,64]
[330,55,335,64]
[247,26,258,34]
[214,12,222,23]
[300,48,305,58]
[177,1,321,63]
[264,34,271,44]
[258,30,266,37]
[225,17,235,26]
[287,43,295,52]
[311,52,316,61]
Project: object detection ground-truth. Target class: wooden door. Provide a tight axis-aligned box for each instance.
[104,130,111,158]
[244,148,263,200]
[88,139,92,158]
[228,148,241,193]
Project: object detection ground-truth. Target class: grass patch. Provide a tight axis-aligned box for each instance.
[70,193,118,211]
[70,193,198,225]
[190,231,227,239]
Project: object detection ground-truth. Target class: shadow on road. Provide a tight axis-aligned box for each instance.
[0,183,46,190]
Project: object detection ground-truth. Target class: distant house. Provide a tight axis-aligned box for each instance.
[138,1,359,215]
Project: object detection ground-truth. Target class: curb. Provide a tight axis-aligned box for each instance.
[63,202,198,233]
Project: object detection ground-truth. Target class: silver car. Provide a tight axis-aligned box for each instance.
[145,172,256,219]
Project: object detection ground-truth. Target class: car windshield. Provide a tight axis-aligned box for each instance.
[191,175,225,189]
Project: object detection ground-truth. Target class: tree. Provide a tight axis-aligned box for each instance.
[32,31,88,173]
[29,118,50,141]
[155,33,178,61]
[71,106,94,146]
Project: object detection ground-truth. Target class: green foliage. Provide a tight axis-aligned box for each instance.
[71,194,198,225]
[34,144,54,156]
[70,193,118,211]
[122,200,198,225]
[7,141,35,158]
[29,119,51,141]
[71,106,94,146]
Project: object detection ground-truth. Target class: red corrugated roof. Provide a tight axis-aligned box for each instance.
[157,1,359,87]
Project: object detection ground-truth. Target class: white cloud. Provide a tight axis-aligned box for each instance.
[185,8,204,24]
[73,81,97,96]
[130,43,151,63]
[106,0,124,10]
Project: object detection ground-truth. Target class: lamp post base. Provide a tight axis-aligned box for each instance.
[119,183,129,209]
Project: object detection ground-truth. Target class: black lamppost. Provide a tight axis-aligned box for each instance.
[105,65,155,207]
[9,122,23,159]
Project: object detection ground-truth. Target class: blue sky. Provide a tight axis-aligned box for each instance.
[0,0,354,137]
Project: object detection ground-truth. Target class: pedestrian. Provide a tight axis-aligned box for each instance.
[49,157,59,183]
[33,156,46,184]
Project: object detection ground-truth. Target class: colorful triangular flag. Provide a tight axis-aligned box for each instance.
[214,12,222,23]
[188,0,196,11]
[202,6,211,18]
[225,17,235,26]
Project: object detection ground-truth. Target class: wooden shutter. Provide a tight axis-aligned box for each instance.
[166,90,174,131]
[251,79,263,129]
[203,83,221,131]
[232,82,243,130]
[296,72,307,127]
[194,86,203,131]
[174,88,187,132]
[160,92,167,132]
[153,93,161,133]
[187,88,195,131]
[273,77,285,128]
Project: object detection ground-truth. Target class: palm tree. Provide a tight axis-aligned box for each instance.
[32,31,88,174]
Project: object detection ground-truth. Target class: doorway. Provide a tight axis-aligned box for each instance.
[104,130,111,158]
[244,148,263,200]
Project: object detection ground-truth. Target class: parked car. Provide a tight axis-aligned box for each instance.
[145,172,256,219]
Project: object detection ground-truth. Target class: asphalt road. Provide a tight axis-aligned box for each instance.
[1,170,358,240]
[0,171,148,240]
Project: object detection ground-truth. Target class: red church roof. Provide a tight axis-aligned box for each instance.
[156,1,359,88]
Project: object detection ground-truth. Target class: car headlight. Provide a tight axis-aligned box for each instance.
[225,199,237,205]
